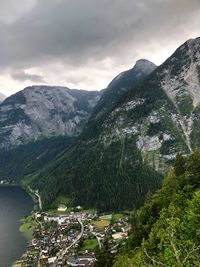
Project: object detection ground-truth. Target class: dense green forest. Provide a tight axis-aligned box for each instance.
[0,136,75,180]
[29,136,162,211]
[93,151,200,266]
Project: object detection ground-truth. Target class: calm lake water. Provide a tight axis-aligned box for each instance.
[0,186,34,267]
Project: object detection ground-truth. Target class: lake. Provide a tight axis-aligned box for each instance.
[0,186,34,267]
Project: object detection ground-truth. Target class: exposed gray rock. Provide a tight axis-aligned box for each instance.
[0,86,101,149]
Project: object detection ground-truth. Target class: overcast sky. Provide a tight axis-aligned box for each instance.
[0,0,200,96]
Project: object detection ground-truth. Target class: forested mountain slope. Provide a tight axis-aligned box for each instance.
[0,136,75,181]
[104,151,200,267]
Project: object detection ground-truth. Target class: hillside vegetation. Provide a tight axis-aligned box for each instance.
[0,136,75,180]
[94,151,200,266]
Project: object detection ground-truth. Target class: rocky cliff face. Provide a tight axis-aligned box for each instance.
[0,86,101,149]
[159,38,200,150]
[83,59,157,138]
[94,38,200,171]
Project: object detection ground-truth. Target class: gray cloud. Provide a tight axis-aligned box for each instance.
[0,0,200,95]
[11,69,45,83]
[0,0,36,24]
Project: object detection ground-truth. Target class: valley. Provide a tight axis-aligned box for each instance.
[1,0,200,266]
[1,36,200,267]
[22,38,200,213]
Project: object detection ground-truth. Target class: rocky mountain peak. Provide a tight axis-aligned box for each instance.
[160,36,200,109]
[134,59,157,73]
[107,59,156,89]
[82,59,157,139]
[184,37,200,47]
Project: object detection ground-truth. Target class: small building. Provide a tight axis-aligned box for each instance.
[58,204,67,211]
[67,255,95,267]
[48,256,57,265]
[112,232,127,240]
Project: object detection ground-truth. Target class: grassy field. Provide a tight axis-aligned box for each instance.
[100,214,112,220]
[82,238,98,251]
[19,215,36,239]
[19,222,34,239]
[92,219,110,229]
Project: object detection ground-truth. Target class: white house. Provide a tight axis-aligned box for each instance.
[57,204,67,211]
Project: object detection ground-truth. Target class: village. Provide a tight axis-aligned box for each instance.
[13,204,131,267]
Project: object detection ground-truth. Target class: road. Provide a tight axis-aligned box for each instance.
[89,226,102,249]
[28,186,42,211]
[92,232,102,249]
[56,217,84,262]
[34,190,42,210]
[66,218,84,251]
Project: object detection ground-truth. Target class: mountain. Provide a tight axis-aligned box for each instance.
[28,38,200,212]
[0,86,101,149]
[3,37,200,213]
[0,92,6,103]
[27,59,162,211]
[83,59,156,139]
[93,37,200,168]
[158,38,200,150]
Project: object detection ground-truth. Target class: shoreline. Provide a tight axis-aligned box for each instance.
[0,183,18,187]
[9,185,38,267]
[21,184,42,212]
[0,185,36,267]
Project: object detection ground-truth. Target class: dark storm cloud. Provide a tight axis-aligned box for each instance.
[0,0,200,69]
[0,0,200,94]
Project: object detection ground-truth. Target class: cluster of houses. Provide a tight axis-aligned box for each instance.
[16,206,131,267]
[111,217,131,240]
[17,210,98,266]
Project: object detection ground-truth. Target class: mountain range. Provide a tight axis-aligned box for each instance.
[1,37,200,212]
[0,86,101,149]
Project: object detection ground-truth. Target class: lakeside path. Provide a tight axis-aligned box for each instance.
[27,186,42,211]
